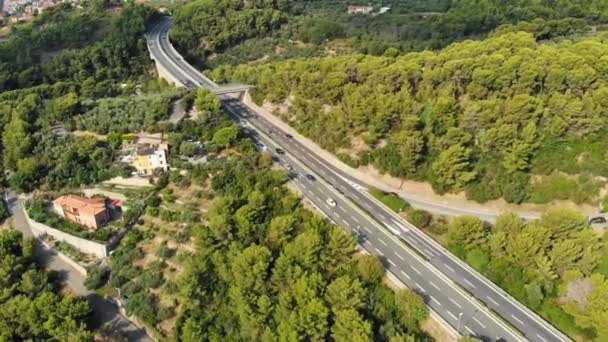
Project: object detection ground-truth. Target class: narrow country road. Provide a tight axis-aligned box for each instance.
[7,193,152,341]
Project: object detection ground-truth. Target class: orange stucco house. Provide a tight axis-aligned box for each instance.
[52,195,111,230]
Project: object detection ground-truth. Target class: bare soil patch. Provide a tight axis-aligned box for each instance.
[357,164,598,217]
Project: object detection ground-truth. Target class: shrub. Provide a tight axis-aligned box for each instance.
[538,301,588,339]
[337,153,360,168]
[428,219,448,236]
[465,177,502,203]
[162,189,175,203]
[124,291,159,326]
[85,229,113,242]
[139,269,165,289]
[528,175,578,204]
[159,209,178,222]
[465,248,490,273]
[407,209,432,228]
[0,200,10,222]
[300,19,345,44]
[369,188,410,213]
[145,196,161,207]
[503,182,529,204]
[164,281,179,294]
[602,196,608,212]
[145,207,159,217]
[156,241,175,259]
[158,305,175,321]
[85,265,109,290]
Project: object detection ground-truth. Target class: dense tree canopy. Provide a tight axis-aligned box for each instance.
[171,0,286,63]
[0,1,157,93]
[445,210,608,339]
[211,31,608,204]
[0,230,93,341]
[427,0,608,44]
[174,152,429,340]
[171,0,608,68]
[0,1,166,191]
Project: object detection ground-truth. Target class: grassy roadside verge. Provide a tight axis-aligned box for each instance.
[369,187,410,213]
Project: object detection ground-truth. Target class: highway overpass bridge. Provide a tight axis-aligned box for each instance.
[146,18,250,95]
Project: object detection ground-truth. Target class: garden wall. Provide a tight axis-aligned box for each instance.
[25,213,109,258]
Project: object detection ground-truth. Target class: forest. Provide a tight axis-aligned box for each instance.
[0,2,167,193]
[209,30,608,205]
[171,0,608,69]
[0,1,157,93]
[177,154,429,341]
[427,0,607,43]
[445,210,608,340]
[170,0,286,63]
[0,230,93,341]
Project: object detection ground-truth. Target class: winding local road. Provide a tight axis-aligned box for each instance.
[146,17,572,342]
[7,193,152,341]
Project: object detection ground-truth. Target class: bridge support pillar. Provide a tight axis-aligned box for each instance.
[151,56,186,88]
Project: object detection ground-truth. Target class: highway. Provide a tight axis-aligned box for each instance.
[146,17,572,342]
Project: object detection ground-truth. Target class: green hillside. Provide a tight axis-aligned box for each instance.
[210,31,608,205]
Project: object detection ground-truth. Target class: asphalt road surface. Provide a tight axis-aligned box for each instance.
[147,17,572,342]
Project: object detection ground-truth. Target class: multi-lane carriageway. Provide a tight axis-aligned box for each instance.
[146,17,572,342]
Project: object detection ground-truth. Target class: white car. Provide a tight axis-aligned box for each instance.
[326,198,337,207]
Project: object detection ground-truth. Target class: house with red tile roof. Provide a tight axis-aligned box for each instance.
[52,195,111,230]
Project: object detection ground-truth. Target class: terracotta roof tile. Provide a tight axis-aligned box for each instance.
[53,195,107,216]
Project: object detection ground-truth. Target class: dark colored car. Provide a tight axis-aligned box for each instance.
[275,148,285,155]
[306,174,316,181]
[271,156,280,162]
[285,133,293,138]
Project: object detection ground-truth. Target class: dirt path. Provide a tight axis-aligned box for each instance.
[243,93,598,222]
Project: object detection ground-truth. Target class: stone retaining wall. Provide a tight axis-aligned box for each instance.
[25,214,109,258]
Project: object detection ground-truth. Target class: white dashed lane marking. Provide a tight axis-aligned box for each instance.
[486,296,500,306]
[411,265,422,275]
[472,316,487,329]
[464,278,477,289]
[510,314,524,325]
[429,281,441,291]
[449,298,463,309]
